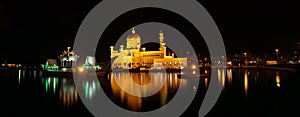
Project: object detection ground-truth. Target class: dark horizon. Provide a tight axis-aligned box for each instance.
[0,0,299,64]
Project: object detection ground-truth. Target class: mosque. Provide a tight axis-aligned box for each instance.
[110,27,187,71]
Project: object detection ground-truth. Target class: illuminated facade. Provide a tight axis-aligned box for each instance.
[110,27,187,70]
[58,47,79,71]
[44,59,59,71]
[81,56,101,71]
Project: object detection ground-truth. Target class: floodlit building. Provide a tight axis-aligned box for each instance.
[44,59,59,71]
[82,56,101,71]
[58,47,80,71]
[44,47,103,72]
[266,60,278,65]
[110,27,187,70]
[58,47,79,68]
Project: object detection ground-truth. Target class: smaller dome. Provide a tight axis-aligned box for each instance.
[127,27,141,39]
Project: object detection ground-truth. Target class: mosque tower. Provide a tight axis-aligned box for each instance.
[159,30,167,57]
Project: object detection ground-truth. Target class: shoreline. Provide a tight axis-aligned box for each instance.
[226,65,298,72]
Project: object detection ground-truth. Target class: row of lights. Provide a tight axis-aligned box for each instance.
[243,48,279,60]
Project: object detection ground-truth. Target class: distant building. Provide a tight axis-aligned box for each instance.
[44,47,79,72]
[110,27,187,70]
[58,47,80,70]
[44,59,59,71]
[0,61,21,68]
[81,56,101,71]
[266,60,278,65]
[44,47,103,72]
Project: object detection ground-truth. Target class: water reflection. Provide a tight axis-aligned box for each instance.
[41,77,78,107]
[42,77,59,94]
[205,78,208,88]
[59,78,78,107]
[111,72,179,97]
[227,69,232,86]
[109,72,181,111]
[39,75,103,108]
[34,70,36,78]
[276,72,280,88]
[1,68,295,115]
[105,68,289,111]
[217,69,226,90]
[244,70,249,96]
[35,68,289,111]
[82,80,100,100]
[222,69,225,90]
[215,68,284,96]
[18,70,43,81]
[22,70,25,79]
[18,70,21,85]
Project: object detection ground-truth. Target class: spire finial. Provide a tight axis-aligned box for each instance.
[132,27,135,34]
[67,47,71,56]
[159,29,163,36]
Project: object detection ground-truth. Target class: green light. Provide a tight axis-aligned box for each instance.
[83,59,90,67]
[85,82,89,98]
[97,82,101,90]
[45,61,49,69]
[55,77,58,85]
[95,65,101,70]
[45,78,49,93]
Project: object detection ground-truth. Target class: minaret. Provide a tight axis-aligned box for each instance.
[159,30,165,51]
[159,29,167,58]
[159,29,164,43]
[110,46,114,58]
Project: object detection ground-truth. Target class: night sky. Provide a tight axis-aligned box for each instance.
[0,0,299,64]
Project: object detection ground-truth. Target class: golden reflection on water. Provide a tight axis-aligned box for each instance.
[111,72,171,97]
[59,79,78,108]
[222,69,225,90]
[110,74,142,111]
[218,69,221,84]
[217,69,226,90]
[160,82,168,106]
[205,78,208,88]
[276,71,280,88]
[244,70,249,96]
[227,69,232,86]
[110,72,180,111]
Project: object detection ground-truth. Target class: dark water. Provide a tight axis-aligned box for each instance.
[0,68,299,116]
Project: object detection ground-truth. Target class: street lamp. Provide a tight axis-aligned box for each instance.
[243,52,247,66]
[192,64,196,69]
[243,52,247,58]
[275,49,279,61]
